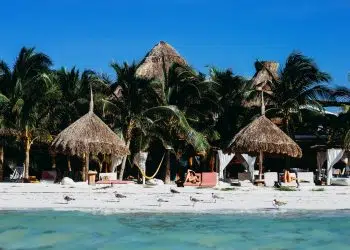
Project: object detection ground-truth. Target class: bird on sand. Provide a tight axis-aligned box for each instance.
[64,196,75,203]
[190,196,203,207]
[272,199,287,209]
[157,198,169,207]
[170,188,180,194]
[212,193,223,200]
[114,191,126,201]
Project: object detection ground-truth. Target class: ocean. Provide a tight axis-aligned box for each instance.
[1,210,350,249]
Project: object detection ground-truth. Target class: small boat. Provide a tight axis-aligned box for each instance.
[331,178,350,186]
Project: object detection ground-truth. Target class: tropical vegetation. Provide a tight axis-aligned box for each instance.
[0,43,349,182]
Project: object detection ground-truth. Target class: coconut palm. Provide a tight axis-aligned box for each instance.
[262,53,333,137]
[209,67,255,147]
[0,47,60,179]
[103,61,211,181]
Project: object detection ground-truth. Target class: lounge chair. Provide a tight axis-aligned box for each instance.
[184,170,218,187]
[96,173,133,184]
[10,166,24,182]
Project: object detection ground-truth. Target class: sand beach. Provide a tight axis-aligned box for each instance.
[1,183,350,213]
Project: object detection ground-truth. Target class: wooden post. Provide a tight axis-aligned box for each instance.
[51,153,56,169]
[85,153,89,182]
[259,151,263,180]
[82,154,86,181]
[67,156,71,172]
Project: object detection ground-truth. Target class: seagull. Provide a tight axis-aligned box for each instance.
[272,199,287,209]
[114,192,126,201]
[157,198,169,207]
[212,193,223,200]
[170,188,180,194]
[190,196,203,207]
[64,196,75,203]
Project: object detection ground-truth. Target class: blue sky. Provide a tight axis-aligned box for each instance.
[0,0,349,88]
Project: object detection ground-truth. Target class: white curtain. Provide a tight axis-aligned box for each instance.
[133,151,148,184]
[217,150,234,181]
[326,148,344,185]
[316,152,327,180]
[111,156,123,173]
[242,154,257,181]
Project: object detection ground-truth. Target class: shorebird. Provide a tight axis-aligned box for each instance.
[64,196,75,204]
[157,198,169,207]
[190,196,203,207]
[170,188,180,194]
[212,193,223,200]
[114,192,126,201]
[272,199,287,209]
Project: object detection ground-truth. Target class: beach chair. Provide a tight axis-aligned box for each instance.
[200,172,218,187]
[96,173,132,184]
[10,166,24,182]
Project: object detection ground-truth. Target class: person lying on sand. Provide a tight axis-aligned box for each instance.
[185,170,199,184]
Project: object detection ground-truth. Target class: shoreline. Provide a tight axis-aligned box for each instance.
[1,183,350,214]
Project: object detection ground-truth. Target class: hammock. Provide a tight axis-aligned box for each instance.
[133,153,166,180]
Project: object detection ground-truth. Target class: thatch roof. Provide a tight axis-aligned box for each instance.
[245,61,279,108]
[136,41,187,81]
[0,128,19,138]
[50,91,129,157]
[228,116,302,158]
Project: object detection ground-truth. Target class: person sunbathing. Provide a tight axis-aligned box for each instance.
[185,170,199,184]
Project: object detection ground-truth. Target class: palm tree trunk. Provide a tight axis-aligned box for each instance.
[118,140,130,180]
[0,145,4,182]
[24,138,30,179]
[165,150,171,184]
[24,127,31,180]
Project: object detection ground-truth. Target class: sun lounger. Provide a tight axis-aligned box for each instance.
[184,170,217,187]
[200,172,217,187]
[96,173,133,184]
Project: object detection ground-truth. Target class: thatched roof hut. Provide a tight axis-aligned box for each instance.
[228,115,302,158]
[51,92,129,157]
[251,61,279,91]
[245,61,279,108]
[136,41,187,81]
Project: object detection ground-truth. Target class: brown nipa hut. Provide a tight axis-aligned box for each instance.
[50,90,130,181]
[136,41,187,81]
[228,115,302,180]
[245,61,279,108]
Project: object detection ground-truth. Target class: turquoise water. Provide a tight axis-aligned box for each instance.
[1,210,350,249]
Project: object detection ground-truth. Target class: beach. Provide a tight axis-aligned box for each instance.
[1,183,350,213]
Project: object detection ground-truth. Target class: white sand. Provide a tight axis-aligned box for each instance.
[1,183,350,213]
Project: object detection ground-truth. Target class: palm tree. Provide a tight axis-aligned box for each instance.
[104,61,211,181]
[209,67,255,147]
[0,47,60,179]
[262,53,333,137]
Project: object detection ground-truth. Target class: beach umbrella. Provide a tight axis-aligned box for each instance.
[136,41,187,81]
[50,89,130,181]
[227,115,302,180]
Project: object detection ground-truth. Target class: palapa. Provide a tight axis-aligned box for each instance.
[136,41,187,81]
[51,91,129,157]
[245,61,279,108]
[228,115,302,180]
[228,115,302,158]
